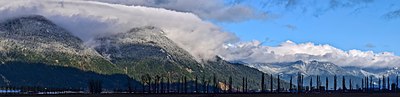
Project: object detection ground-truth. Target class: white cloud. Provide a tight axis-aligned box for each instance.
[86,0,267,22]
[0,0,238,61]
[219,40,400,69]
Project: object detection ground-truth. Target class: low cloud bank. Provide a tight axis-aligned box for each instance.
[219,40,400,68]
[0,0,237,61]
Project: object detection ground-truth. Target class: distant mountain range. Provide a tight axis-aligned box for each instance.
[0,15,288,90]
[246,60,400,89]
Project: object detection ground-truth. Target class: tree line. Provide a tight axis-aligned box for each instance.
[1,72,400,94]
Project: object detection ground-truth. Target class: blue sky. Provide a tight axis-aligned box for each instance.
[217,0,400,55]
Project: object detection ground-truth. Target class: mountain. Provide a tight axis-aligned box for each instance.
[246,60,389,89]
[247,60,361,76]
[0,15,287,90]
[0,15,128,89]
[94,26,290,90]
[94,26,202,78]
[0,15,121,74]
[247,60,400,89]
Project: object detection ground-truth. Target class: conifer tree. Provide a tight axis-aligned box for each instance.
[297,72,302,92]
[396,75,399,92]
[366,77,369,91]
[270,74,273,92]
[316,76,319,90]
[383,76,386,90]
[195,76,198,93]
[310,76,313,91]
[229,76,233,93]
[326,77,329,91]
[290,76,293,91]
[342,76,346,91]
[184,76,187,93]
[370,76,373,91]
[261,73,265,92]
[242,77,245,93]
[334,75,337,91]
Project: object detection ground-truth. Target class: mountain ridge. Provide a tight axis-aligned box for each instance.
[0,15,288,90]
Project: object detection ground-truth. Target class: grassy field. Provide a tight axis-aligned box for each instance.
[2,93,400,97]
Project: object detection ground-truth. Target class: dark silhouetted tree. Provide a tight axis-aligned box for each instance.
[396,75,399,92]
[184,76,187,93]
[195,75,198,93]
[383,75,386,90]
[334,75,337,91]
[229,76,233,93]
[290,76,293,91]
[342,76,346,92]
[316,75,321,91]
[297,72,303,93]
[391,83,396,92]
[270,74,273,92]
[302,75,304,91]
[366,77,369,91]
[242,77,245,93]
[310,76,313,91]
[326,77,329,91]
[370,76,373,91]
[261,73,265,92]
